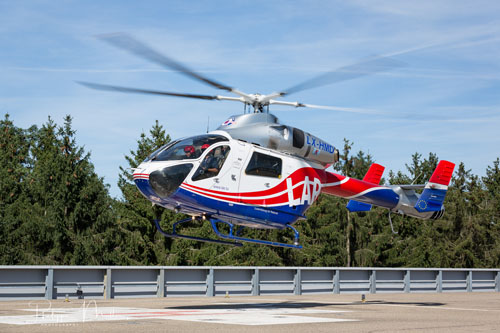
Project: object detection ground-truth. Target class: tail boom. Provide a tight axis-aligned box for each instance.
[321,160,455,220]
[322,175,400,210]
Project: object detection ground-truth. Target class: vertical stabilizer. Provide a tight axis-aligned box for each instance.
[415,160,455,212]
[362,163,385,184]
[346,163,385,212]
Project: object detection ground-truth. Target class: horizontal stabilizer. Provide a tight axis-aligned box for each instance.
[415,160,455,212]
[347,200,373,212]
[399,184,425,190]
[363,163,385,184]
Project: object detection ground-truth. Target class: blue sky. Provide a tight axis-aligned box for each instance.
[2,0,500,198]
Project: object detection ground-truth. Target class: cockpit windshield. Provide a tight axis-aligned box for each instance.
[151,134,228,162]
[143,140,178,163]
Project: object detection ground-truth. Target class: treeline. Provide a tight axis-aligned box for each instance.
[1,114,499,267]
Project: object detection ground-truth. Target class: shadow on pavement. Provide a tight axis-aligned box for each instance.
[166,300,445,310]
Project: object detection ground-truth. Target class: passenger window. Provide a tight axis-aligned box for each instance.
[245,152,282,178]
[192,145,231,181]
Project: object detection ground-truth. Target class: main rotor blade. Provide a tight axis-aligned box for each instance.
[97,33,234,92]
[77,81,219,100]
[298,103,385,114]
[280,56,404,96]
[268,99,384,114]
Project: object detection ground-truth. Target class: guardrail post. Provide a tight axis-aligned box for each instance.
[495,271,500,292]
[467,270,472,292]
[206,268,214,297]
[157,268,165,297]
[294,268,302,295]
[333,269,340,294]
[370,270,377,294]
[252,268,260,296]
[45,268,54,300]
[105,268,113,299]
[437,270,442,293]
[404,270,410,293]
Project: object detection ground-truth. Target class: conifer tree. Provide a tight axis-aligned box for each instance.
[2,112,499,268]
[0,115,34,263]
[116,120,176,264]
[1,115,116,264]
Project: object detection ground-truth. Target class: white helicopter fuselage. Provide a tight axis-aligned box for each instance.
[134,125,451,235]
[134,130,324,229]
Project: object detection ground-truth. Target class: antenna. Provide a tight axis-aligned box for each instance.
[206,116,210,133]
[411,171,423,185]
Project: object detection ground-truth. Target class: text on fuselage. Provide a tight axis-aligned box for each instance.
[286,176,322,206]
[306,135,335,154]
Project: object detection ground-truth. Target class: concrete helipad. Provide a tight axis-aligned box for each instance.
[0,292,499,332]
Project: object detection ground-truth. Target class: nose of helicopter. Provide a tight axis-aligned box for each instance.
[133,163,194,201]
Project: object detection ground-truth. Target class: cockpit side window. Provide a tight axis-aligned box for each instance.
[153,135,228,162]
[192,145,231,181]
[245,152,282,178]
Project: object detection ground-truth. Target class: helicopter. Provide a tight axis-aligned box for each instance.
[80,33,456,249]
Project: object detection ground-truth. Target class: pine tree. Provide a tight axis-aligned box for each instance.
[116,120,177,265]
[2,112,498,268]
[0,114,34,263]
[1,115,117,264]
[330,139,377,266]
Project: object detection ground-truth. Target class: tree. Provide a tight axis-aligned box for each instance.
[0,114,34,263]
[1,115,117,264]
[331,139,377,266]
[2,113,499,268]
[116,120,176,265]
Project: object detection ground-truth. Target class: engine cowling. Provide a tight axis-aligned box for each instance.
[218,113,339,166]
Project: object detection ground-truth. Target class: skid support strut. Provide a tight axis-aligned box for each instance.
[210,219,303,249]
[153,218,303,249]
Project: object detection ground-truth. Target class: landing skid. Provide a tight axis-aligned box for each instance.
[154,218,242,246]
[210,219,303,249]
[154,217,303,249]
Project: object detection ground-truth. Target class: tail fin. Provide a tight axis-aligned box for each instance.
[362,163,385,184]
[415,160,455,212]
[346,163,385,212]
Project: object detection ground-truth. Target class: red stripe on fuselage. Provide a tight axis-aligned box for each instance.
[322,175,382,198]
[180,167,380,206]
[184,167,335,198]
[182,184,290,206]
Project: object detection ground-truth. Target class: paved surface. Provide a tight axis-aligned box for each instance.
[0,292,499,332]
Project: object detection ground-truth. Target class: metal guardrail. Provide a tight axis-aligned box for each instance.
[0,266,498,300]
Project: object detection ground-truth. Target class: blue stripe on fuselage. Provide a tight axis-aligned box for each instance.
[351,188,400,209]
[174,187,308,228]
[134,179,307,229]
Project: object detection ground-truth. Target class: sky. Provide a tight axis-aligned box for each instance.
[2,0,500,198]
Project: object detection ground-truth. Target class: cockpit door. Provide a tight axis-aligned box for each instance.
[189,144,237,194]
[230,140,252,198]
